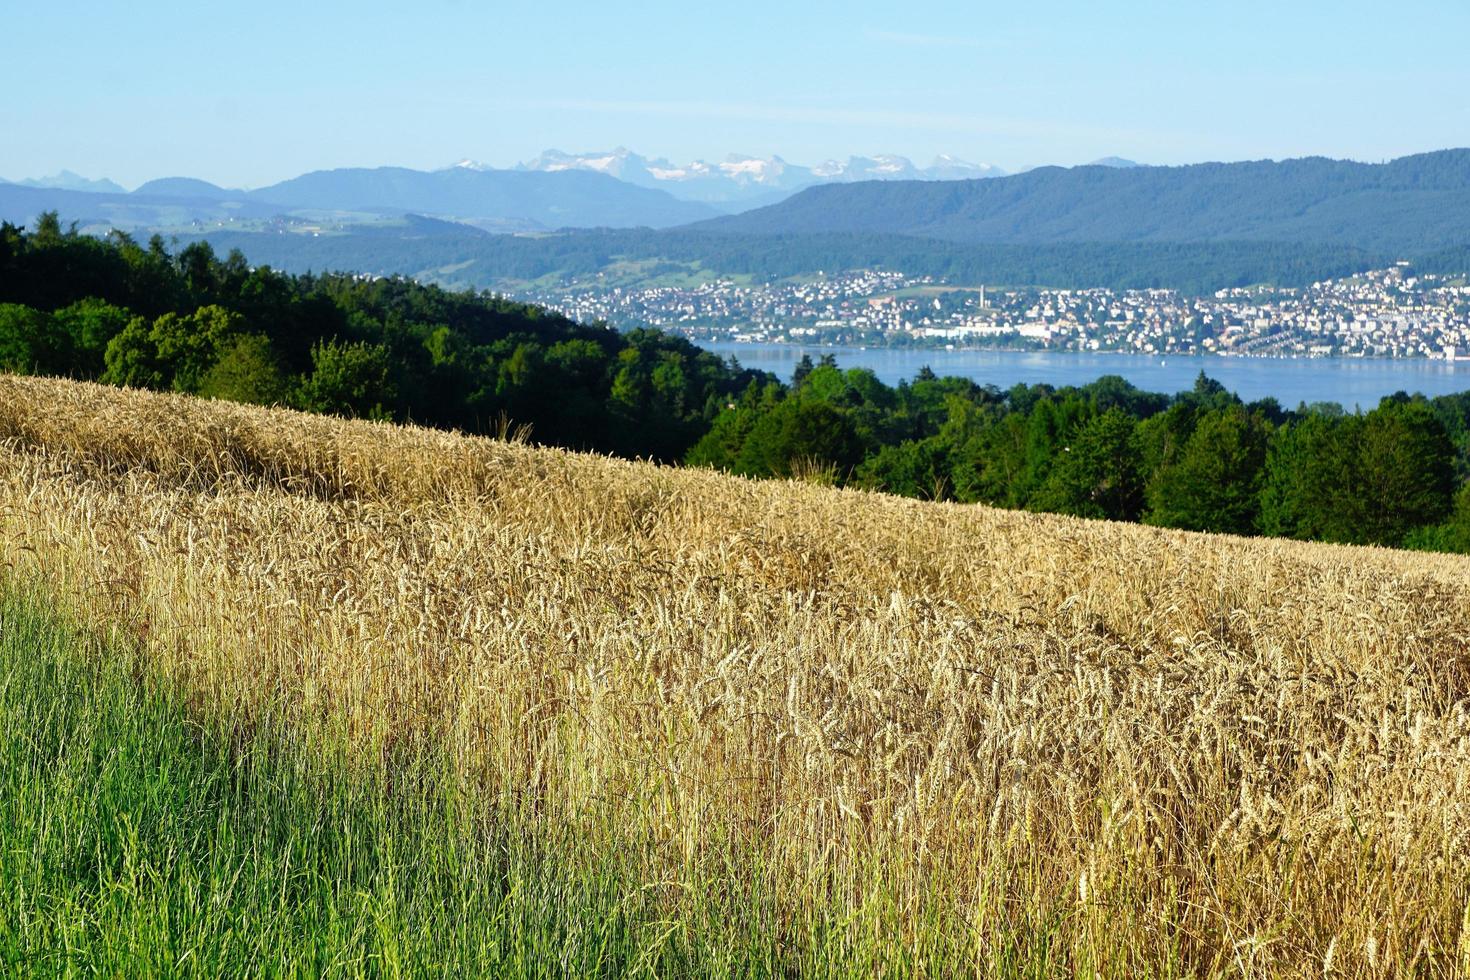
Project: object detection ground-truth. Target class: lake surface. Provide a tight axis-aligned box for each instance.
[697,342,1470,407]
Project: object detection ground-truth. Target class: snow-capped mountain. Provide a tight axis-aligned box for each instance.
[509,149,1006,206]
[811,154,1006,182]
[10,170,128,194]
[926,154,1008,180]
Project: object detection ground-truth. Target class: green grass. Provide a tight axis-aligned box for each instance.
[0,586,1062,978]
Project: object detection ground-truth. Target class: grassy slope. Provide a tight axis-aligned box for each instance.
[0,591,633,976]
[1,374,1469,976]
[0,590,959,978]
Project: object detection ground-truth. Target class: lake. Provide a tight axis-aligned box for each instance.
[696,342,1470,408]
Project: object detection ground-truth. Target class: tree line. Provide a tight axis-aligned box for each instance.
[4,214,1470,553]
[0,214,766,462]
[191,226,1385,297]
[687,358,1470,551]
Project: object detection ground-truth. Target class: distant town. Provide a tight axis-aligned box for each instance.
[512,263,1470,359]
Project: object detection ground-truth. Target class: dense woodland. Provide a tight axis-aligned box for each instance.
[192,226,1386,296]
[702,149,1470,254]
[5,214,1470,553]
[687,360,1470,552]
[0,214,765,461]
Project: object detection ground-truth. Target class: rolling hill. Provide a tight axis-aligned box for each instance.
[0,183,285,230]
[697,149,1470,254]
[514,147,1006,206]
[249,165,718,229]
[1,374,1468,974]
[131,176,241,199]
[0,166,719,233]
[184,224,1386,295]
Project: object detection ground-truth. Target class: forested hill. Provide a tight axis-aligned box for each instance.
[184,226,1386,295]
[0,166,718,234]
[0,214,768,462]
[696,149,1470,254]
[10,212,1470,557]
[250,166,719,228]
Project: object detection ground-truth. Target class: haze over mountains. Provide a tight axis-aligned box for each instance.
[4,170,128,195]
[4,149,1469,293]
[0,147,1016,230]
[0,166,718,233]
[699,150,1470,255]
[506,148,1007,206]
[0,147,1146,236]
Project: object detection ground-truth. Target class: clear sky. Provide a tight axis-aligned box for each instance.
[4,0,1468,189]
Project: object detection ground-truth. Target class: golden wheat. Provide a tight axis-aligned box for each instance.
[1,373,1468,976]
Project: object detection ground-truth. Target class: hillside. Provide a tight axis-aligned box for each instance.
[698,149,1470,254]
[10,219,1470,561]
[0,218,764,462]
[0,166,718,234]
[2,374,1468,974]
[514,147,1006,205]
[188,224,1386,294]
[0,183,285,229]
[250,165,718,229]
[131,176,241,199]
[12,148,1470,291]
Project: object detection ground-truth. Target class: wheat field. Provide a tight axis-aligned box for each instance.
[1,373,1469,976]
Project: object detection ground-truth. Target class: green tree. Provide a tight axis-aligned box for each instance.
[684,381,782,471]
[854,438,952,500]
[734,399,863,479]
[198,334,289,406]
[1261,403,1453,547]
[650,351,690,418]
[0,304,71,376]
[1011,397,1094,507]
[1354,400,1455,544]
[1259,413,1357,542]
[1404,484,1470,554]
[294,340,396,419]
[151,305,245,392]
[791,353,815,388]
[1145,405,1270,534]
[1030,408,1142,521]
[51,298,133,377]
[99,314,167,389]
[101,304,244,393]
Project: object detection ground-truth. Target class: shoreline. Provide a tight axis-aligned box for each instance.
[689,338,1470,366]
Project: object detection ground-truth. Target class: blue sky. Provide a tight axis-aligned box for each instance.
[4,0,1468,189]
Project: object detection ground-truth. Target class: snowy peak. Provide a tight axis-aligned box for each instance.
[927,154,1005,179]
[811,154,1006,181]
[828,155,921,179]
[714,154,800,186]
[517,147,652,182]
[13,170,127,194]
[503,148,1009,205]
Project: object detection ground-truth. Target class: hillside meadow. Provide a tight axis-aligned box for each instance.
[1,374,1469,976]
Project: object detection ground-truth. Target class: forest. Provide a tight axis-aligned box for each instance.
[189,225,1386,296]
[0,214,766,462]
[4,213,1470,553]
[700,149,1470,254]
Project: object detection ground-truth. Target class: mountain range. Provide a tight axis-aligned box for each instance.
[0,148,1016,228]
[698,150,1470,254]
[3,170,129,195]
[0,166,719,233]
[6,149,1470,294]
[504,148,1006,206]
[0,149,1151,234]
